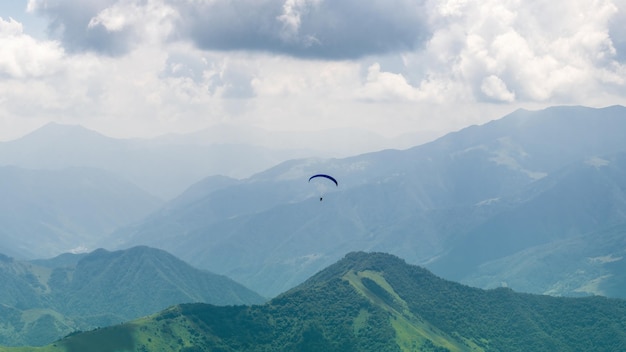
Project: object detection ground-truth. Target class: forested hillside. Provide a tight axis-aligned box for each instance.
[4,252,624,352]
[0,247,264,346]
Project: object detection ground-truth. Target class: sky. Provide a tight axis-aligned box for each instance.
[1,0,625,151]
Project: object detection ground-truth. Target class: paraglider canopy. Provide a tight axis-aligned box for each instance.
[308,174,338,187]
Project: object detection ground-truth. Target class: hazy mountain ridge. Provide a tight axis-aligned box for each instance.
[0,122,426,201]
[463,220,626,297]
[0,246,264,346]
[0,123,313,200]
[0,122,407,259]
[0,166,162,259]
[113,105,626,298]
[431,151,626,282]
[5,252,625,351]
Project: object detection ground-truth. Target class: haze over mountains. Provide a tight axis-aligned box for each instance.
[1,105,626,300]
[0,166,161,258]
[0,122,307,200]
[0,122,428,259]
[0,123,432,200]
[112,105,626,297]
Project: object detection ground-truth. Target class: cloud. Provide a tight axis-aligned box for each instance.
[180,0,431,59]
[3,0,625,143]
[480,75,515,102]
[356,63,420,102]
[28,0,126,55]
[276,0,322,44]
[0,16,64,78]
[28,0,177,56]
[29,0,431,59]
[205,58,257,99]
[608,0,626,61]
[416,0,626,103]
[87,0,177,44]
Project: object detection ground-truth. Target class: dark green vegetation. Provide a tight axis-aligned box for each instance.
[3,252,626,352]
[0,247,264,346]
[113,105,626,298]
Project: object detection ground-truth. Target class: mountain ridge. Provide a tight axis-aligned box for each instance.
[5,251,625,351]
[0,121,431,201]
[0,246,264,346]
[430,151,626,280]
[113,105,626,298]
[0,123,319,200]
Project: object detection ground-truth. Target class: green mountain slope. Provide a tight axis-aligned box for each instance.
[5,252,625,352]
[0,247,264,347]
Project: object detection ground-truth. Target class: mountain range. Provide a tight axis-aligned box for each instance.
[2,105,626,300]
[0,123,305,200]
[0,246,264,346]
[111,105,626,298]
[3,252,625,351]
[0,123,431,200]
[0,122,431,260]
[2,105,626,350]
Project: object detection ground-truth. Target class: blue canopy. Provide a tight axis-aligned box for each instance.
[308,174,338,186]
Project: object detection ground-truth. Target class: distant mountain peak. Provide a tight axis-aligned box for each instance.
[21,122,112,141]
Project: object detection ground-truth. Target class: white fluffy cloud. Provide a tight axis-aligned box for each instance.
[87,0,178,45]
[0,16,64,78]
[481,75,515,102]
[1,0,625,144]
[418,0,626,103]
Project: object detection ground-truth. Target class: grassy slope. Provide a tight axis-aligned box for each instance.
[344,269,483,352]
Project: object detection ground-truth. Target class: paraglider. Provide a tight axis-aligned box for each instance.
[308,174,338,201]
[308,174,338,186]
